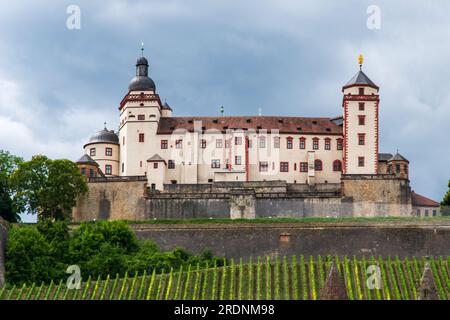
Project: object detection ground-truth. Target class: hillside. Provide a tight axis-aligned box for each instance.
[1,255,449,300]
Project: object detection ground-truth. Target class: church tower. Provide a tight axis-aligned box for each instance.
[118,51,163,176]
[342,55,379,174]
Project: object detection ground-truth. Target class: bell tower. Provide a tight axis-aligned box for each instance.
[342,55,379,175]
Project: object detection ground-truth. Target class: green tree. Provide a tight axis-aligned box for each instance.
[441,180,450,216]
[10,155,88,221]
[5,226,65,285]
[0,150,23,222]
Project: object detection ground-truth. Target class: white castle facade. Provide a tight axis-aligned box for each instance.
[74,54,440,218]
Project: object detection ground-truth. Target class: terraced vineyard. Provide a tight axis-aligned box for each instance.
[1,255,449,300]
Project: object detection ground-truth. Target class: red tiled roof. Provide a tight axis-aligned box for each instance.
[411,192,440,207]
[157,116,343,135]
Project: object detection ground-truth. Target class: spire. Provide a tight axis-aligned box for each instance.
[141,42,144,57]
[104,121,107,130]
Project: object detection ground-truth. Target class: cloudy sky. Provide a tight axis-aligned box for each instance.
[0,0,449,213]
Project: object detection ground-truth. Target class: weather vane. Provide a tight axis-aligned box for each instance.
[141,42,144,56]
[358,54,364,70]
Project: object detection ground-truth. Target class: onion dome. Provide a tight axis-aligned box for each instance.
[128,55,156,91]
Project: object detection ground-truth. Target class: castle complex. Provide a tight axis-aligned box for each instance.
[73,54,440,221]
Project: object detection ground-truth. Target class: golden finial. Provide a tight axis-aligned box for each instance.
[358,54,364,70]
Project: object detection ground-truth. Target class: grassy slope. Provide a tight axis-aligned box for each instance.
[1,256,449,300]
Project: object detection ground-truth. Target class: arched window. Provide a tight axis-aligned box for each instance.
[333,160,342,171]
[314,159,322,171]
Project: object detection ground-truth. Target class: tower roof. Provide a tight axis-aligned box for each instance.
[128,55,156,91]
[162,101,172,110]
[388,152,409,163]
[343,70,378,90]
[76,154,99,166]
[84,127,119,148]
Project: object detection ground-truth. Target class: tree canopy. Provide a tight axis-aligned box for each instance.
[10,155,88,221]
[0,150,23,222]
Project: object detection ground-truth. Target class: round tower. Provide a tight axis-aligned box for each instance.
[84,126,120,176]
[387,152,409,180]
[75,154,103,178]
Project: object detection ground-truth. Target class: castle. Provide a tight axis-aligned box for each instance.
[73,54,440,221]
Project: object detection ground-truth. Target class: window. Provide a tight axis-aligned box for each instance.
[225,159,231,169]
[404,164,408,175]
[140,161,142,168]
[325,138,331,150]
[105,147,112,156]
[358,87,365,95]
[314,160,322,171]
[168,160,175,169]
[248,139,252,148]
[211,159,220,168]
[235,156,241,165]
[313,138,319,150]
[333,160,342,171]
[286,137,293,149]
[425,210,429,217]
[105,165,112,175]
[359,103,365,111]
[216,139,223,148]
[235,137,242,145]
[90,148,96,156]
[433,210,437,217]
[358,115,365,125]
[358,157,365,167]
[416,209,420,217]
[273,137,280,149]
[201,139,207,149]
[294,163,297,171]
[259,136,266,148]
[153,162,158,169]
[175,139,183,149]
[259,161,268,172]
[81,168,86,176]
[300,162,308,172]
[337,138,343,150]
[139,133,145,142]
[89,169,94,177]
[123,137,125,145]
[358,133,365,145]
[388,164,392,174]
[299,138,306,149]
[280,162,289,172]
[396,164,401,173]
[121,163,124,172]
[138,114,145,120]
[161,140,168,149]
[225,139,231,148]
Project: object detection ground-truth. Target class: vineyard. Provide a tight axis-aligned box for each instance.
[1,255,449,300]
